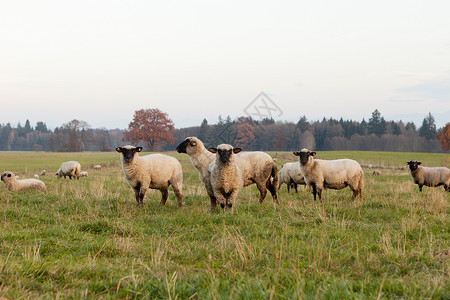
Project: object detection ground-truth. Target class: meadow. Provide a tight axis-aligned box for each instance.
[0,150,448,299]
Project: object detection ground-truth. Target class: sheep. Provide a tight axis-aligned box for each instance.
[93,165,101,170]
[116,145,183,207]
[294,148,364,201]
[206,144,244,211]
[278,162,306,193]
[56,161,81,180]
[80,171,89,177]
[33,174,39,178]
[406,160,450,192]
[372,170,382,176]
[176,137,279,204]
[1,171,47,192]
[40,170,47,176]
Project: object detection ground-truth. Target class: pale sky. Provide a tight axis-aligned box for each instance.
[1,0,449,130]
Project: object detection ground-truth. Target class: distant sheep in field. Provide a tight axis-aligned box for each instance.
[294,148,364,201]
[206,144,243,211]
[406,160,450,192]
[278,162,306,193]
[56,161,81,180]
[33,174,39,178]
[116,145,183,207]
[372,170,381,176]
[176,137,279,204]
[40,170,47,176]
[1,171,47,192]
[80,171,89,177]
[93,165,101,170]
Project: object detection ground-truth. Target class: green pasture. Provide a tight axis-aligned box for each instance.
[0,151,448,299]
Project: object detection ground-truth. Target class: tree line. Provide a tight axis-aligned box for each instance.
[0,109,448,152]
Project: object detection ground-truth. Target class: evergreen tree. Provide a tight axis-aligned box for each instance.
[368,109,386,136]
[419,112,437,140]
[296,115,310,133]
[198,118,209,141]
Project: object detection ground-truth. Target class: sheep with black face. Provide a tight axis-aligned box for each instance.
[116,145,183,207]
[205,144,244,211]
[295,148,364,201]
[406,160,450,192]
[1,171,47,192]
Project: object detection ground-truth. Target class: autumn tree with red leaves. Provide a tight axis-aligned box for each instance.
[123,108,175,151]
[437,123,450,151]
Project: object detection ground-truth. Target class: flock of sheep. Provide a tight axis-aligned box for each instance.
[1,136,449,211]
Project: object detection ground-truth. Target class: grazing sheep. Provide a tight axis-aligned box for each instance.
[80,171,89,177]
[40,170,47,176]
[206,144,243,211]
[1,171,47,192]
[33,174,39,178]
[406,160,450,192]
[116,145,183,207]
[176,137,279,204]
[56,161,81,180]
[94,165,101,170]
[278,162,306,193]
[372,170,382,176]
[294,148,364,201]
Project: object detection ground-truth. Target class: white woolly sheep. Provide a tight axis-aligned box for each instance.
[1,171,47,192]
[372,170,382,176]
[278,162,306,193]
[116,145,183,207]
[56,161,81,180]
[93,165,101,170]
[294,148,364,201]
[80,171,89,177]
[406,160,450,192]
[206,144,244,211]
[33,174,39,178]
[176,137,279,204]
[40,170,47,176]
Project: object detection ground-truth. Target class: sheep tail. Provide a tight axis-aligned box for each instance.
[270,163,279,192]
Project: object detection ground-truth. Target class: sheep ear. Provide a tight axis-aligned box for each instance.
[311,152,317,156]
[116,147,123,153]
[417,161,422,165]
[233,148,242,154]
[293,152,300,156]
[208,148,217,153]
[136,147,143,152]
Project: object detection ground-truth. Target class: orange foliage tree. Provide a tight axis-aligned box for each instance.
[436,123,450,151]
[234,123,255,148]
[123,108,175,151]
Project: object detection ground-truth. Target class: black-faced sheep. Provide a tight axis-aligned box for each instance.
[176,137,279,204]
[1,171,47,192]
[294,148,364,201]
[406,160,450,192]
[372,170,382,176]
[56,161,81,180]
[278,162,306,193]
[116,145,183,207]
[206,144,243,211]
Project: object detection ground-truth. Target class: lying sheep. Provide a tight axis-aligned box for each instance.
[40,170,47,176]
[278,162,306,193]
[294,148,364,201]
[372,170,382,176]
[93,165,101,170]
[176,137,279,204]
[33,174,39,178]
[206,144,243,211]
[116,145,183,207]
[80,171,89,177]
[1,171,47,192]
[406,160,450,192]
[56,161,81,180]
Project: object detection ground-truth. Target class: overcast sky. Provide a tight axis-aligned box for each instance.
[1,0,449,130]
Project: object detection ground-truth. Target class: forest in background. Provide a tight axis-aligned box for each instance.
[0,110,447,153]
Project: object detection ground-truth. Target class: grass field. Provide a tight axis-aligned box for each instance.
[0,151,449,299]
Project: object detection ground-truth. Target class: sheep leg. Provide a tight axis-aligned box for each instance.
[133,184,145,207]
[311,184,317,201]
[256,182,268,204]
[210,196,217,213]
[160,188,169,205]
[287,183,290,193]
[266,180,279,204]
[418,184,423,192]
[173,188,183,208]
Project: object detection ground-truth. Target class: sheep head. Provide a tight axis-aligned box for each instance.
[116,145,143,163]
[294,148,316,165]
[406,160,421,171]
[1,171,15,183]
[208,144,242,164]
[176,137,204,155]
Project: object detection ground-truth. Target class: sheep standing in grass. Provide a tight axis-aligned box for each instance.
[206,144,243,211]
[294,148,364,201]
[176,137,279,204]
[372,170,382,176]
[116,145,183,207]
[80,171,89,177]
[278,162,306,193]
[406,160,450,192]
[56,161,81,180]
[40,170,47,176]
[1,171,47,192]
[94,165,101,170]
